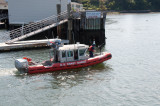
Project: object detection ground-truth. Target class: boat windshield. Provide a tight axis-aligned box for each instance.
[79,49,86,56]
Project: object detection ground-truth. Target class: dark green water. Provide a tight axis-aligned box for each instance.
[0,13,160,106]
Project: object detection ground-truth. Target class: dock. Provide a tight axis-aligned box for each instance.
[0,3,107,52]
[3,11,68,43]
[0,39,69,52]
[8,19,68,43]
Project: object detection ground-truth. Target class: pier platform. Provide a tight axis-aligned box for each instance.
[0,39,69,52]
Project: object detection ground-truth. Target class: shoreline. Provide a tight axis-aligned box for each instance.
[105,10,160,14]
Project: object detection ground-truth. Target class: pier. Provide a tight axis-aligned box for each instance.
[7,11,68,43]
[0,3,107,52]
[0,39,69,52]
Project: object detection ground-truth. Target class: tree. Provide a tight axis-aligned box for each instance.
[72,0,160,11]
[99,0,107,10]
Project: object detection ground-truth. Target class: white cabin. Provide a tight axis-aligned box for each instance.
[58,44,89,63]
[8,0,70,25]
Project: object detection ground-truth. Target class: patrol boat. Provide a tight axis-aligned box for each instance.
[15,39,112,74]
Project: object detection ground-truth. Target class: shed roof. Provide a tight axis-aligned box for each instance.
[0,0,6,4]
[71,2,83,5]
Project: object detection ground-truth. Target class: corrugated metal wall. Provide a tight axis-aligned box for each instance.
[84,19,101,30]
[8,0,69,25]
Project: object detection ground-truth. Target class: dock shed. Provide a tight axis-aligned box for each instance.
[8,0,70,26]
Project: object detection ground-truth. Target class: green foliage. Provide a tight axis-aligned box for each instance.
[71,0,160,11]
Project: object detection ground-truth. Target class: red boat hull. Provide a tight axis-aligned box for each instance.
[28,52,112,74]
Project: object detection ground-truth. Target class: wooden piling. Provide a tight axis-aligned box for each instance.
[67,3,73,44]
[57,4,61,38]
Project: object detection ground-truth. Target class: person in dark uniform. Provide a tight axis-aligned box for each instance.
[89,44,95,57]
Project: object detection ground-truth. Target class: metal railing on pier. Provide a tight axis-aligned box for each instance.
[1,11,68,43]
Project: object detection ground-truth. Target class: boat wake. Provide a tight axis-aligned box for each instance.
[0,68,17,76]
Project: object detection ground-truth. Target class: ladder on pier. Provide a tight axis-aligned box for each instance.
[1,11,68,43]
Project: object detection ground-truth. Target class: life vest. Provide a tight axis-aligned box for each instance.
[89,46,94,52]
[23,57,32,62]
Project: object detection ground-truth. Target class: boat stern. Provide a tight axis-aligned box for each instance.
[15,59,29,73]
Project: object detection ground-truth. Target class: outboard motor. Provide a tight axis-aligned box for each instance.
[15,59,28,73]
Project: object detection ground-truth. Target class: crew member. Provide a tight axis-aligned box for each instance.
[89,44,95,57]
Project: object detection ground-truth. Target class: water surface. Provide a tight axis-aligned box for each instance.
[0,13,160,106]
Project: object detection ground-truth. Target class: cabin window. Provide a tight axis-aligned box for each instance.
[76,5,80,8]
[67,51,73,57]
[62,51,66,58]
[79,49,86,56]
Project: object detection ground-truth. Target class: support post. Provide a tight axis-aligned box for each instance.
[56,4,61,16]
[103,12,106,30]
[67,3,73,44]
[57,4,61,38]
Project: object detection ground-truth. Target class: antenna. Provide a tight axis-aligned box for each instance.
[45,36,52,60]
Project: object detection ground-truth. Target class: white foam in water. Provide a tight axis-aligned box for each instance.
[0,68,17,76]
